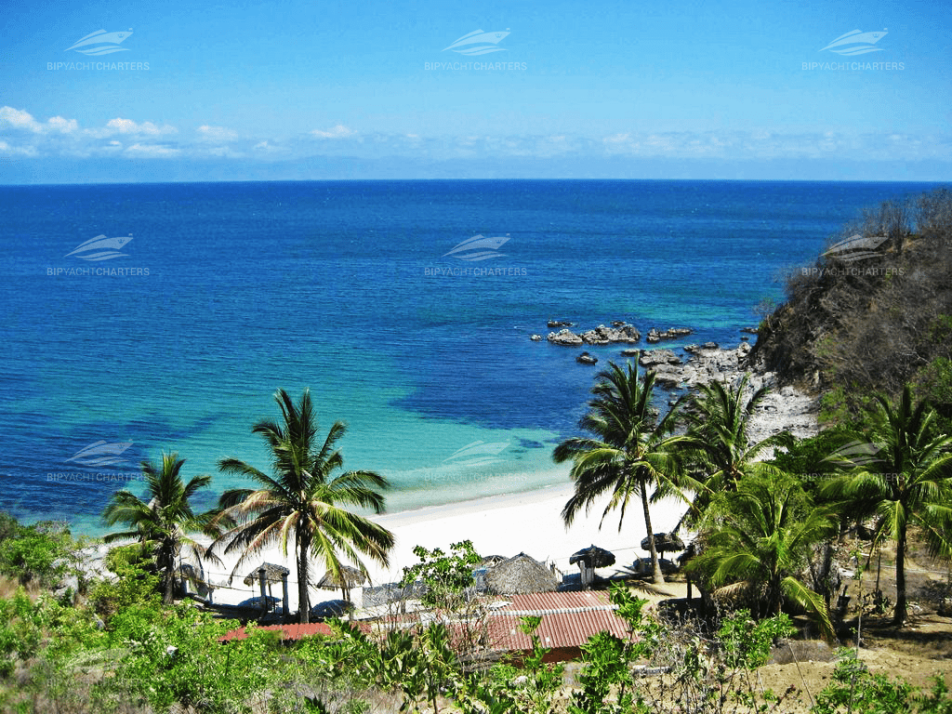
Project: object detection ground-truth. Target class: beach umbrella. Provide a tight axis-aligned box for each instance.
[241,562,290,587]
[316,565,367,602]
[485,553,558,595]
[242,563,290,612]
[569,544,616,569]
[640,532,686,555]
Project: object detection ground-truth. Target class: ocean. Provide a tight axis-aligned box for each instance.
[0,179,940,535]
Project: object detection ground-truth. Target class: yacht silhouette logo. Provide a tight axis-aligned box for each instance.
[66,234,133,261]
[443,440,509,467]
[67,440,134,467]
[820,29,887,56]
[822,440,885,468]
[444,29,510,56]
[66,29,133,56]
[822,234,889,263]
[443,234,510,261]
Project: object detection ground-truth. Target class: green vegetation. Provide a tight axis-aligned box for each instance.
[686,467,837,640]
[213,387,395,623]
[555,361,690,584]
[680,372,793,526]
[102,452,222,603]
[0,516,75,590]
[822,385,952,625]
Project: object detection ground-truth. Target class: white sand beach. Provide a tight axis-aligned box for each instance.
[191,481,689,613]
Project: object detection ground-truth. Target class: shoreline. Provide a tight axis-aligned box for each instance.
[68,342,819,614]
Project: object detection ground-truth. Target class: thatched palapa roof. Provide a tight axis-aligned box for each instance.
[569,545,616,569]
[485,552,558,595]
[640,532,685,554]
[316,565,367,590]
[242,562,290,587]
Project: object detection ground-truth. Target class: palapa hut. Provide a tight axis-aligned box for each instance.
[242,563,290,613]
[485,553,558,595]
[316,565,367,602]
[640,532,685,556]
[569,545,616,589]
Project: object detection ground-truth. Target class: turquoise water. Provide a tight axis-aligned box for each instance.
[0,179,940,535]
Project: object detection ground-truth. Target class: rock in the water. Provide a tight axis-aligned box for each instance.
[649,364,682,387]
[547,320,573,328]
[547,329,584,346]
[741,326,759,334]
[639,349,682,367]
[581,324,640,345]
[576,351,598,365]
[621,348,641,356]
[647,327,693,343]
[530,334,543,342]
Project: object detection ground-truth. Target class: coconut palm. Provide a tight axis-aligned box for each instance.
[682,373,793,523]
[212,388,395,623]
[687,466,836,640]
[102,452,221,604]
[823,385,952,626]
[555,360,690,584]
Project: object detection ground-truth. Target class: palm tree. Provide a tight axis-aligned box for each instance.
[102,452,221,604]
[212,388,395,623]
[682,373,792,523]
[823,385,952,626]
[686,466,836,640]
[555,360,689,584]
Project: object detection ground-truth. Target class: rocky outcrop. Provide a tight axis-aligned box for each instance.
[579,324,641,345]
[576,351,598,365]
[547,329,584,346]
[530,334,543,342]
[547,323,641,346]
[547,320,574,328]
[640,341,819,443]
[638,349,682,367]
[646,327,693,343]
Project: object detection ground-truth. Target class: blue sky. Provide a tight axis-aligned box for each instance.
[1,0,950,182]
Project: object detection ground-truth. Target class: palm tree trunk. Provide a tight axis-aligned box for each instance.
[298,529,311,624]
[161,543,174,604]
[640,483,664,584]
[893,521,907,626]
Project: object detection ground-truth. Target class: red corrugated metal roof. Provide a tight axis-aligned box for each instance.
[502,591,612,613]
[486,610,631,651]
[220,621,369,643]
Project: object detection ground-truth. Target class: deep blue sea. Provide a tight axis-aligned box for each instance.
[0,179,941,535]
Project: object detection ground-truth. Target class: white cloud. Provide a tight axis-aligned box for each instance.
[310,124,356,139]
[0,140,38,156]
[124,143,180,158]
[197,125,238,142]
[0,107,79,134]
[87,118,178,138]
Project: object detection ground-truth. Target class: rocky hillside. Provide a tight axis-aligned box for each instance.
[749,187,952,423]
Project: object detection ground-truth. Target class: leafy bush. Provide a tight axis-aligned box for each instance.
[0,517,74,589]
[813,648,952,714]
